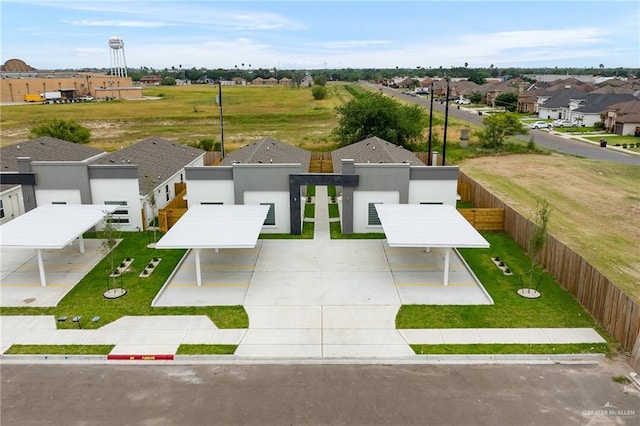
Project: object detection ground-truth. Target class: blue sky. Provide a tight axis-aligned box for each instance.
[2,0,639,71]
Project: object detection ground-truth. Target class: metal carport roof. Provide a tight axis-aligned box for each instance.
[374,204,489,285]
[0,204,116,286]
[155,204,269,286]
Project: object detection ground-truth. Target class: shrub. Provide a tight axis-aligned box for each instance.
[30,118,91,144]
[311,85,328,100]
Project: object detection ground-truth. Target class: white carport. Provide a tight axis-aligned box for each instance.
[155,204,269,286]
[0,204,116,286]
[375,204,489,286]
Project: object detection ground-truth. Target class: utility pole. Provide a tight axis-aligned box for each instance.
[427,80,434,166]
[442,77,450,166]
[217,80,225,158]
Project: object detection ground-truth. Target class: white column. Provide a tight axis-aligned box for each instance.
[195,248,202,287]
[78,235,85,253]
[443,248,450,286]
[37,249,47,287]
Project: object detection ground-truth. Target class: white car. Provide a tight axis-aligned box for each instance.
[455,98,471,105]
[528,121,550,129]
[551,119,573,127]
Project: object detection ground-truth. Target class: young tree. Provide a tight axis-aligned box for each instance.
[100,213,121,292]
[522,199,551,293]
[145,177,158,246]
[475,112,528,149]
[30,118,91,144]
[332,92,427,148]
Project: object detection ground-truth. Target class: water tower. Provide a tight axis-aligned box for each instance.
[108,36,128,77]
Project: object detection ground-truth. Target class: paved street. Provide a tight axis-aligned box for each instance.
[1,359,638,425]
[379,86,640,167]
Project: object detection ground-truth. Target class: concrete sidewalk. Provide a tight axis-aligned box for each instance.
[0,186,607,360]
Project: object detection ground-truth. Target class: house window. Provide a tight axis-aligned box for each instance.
[165,184,170,202]
[0,199,4,219]
[105,201,130,224]
[419,202,443,205]
[52,201,67,205]
[368,202,382,226]
[201,202,223,205]
[261,203,276,226]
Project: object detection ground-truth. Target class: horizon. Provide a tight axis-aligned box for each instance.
[1,1,639,71]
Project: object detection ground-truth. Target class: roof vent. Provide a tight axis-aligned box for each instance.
[17,145,20,150]
[372,146,376,150]
[109,159,114,163]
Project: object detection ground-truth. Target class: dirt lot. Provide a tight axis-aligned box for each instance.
[461,153,640,302]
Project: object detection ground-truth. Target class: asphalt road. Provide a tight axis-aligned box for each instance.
[377,85,640,167]
[2,360,639,425]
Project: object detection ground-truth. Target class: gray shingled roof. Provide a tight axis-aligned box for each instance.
[574,94,638,113]
[91,137,205,195]
[539,88,589,108]
[220,137,311,172]
[331,136,424,174]
[0,137,105,172]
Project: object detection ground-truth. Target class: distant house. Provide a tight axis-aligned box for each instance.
[299,75,314,87]
[279,77,293,86]
[603,100,640,135]
[140,75,162,85]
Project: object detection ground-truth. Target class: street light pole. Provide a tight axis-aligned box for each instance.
[427,80,434,166]
[442,77,450,166]
[217,80,225,158]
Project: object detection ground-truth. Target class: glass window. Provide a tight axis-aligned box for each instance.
[261,203,276,226]
[368,202,382,226]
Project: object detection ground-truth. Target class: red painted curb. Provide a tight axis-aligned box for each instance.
[107,354,174,361]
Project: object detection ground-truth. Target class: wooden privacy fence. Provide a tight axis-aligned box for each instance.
[158,183,187,233]
[458,171,640,371]
[458,208,504,231]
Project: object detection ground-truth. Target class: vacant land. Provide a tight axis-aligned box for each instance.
[460,153,640,302]
[0,84,352,152]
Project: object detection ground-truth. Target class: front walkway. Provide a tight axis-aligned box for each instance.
[0,186,607,359]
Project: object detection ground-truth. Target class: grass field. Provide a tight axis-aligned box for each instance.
[460,154,640,303]
[0,84,353,152]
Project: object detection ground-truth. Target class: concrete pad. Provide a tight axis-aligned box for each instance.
[245,271,398,306]
[182,329,215,344]
[323,329,408,345]
[14,329,57,345]
[477,328,519,344]
[245,306,322,329]
[0,315,56,330]
[210,329,246,345]
[513,329,552,344]
[101,316,215,330]
[84,329,126,345]
[46,330,95,345]
[153,282,249,306]
[240,329,321,345]
[398,329,445,345]
[542,328,605,344]
[235,344,322,358]
[109,344,179,355]
[441,329,482,344]
[323,344,415,358]
[322,306,399,329]
[117,329,187,345]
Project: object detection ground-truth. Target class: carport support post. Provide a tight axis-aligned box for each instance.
[443,248,450,286]
[194,248,202,287]
[78,235,85,253]
[36,249,47,287]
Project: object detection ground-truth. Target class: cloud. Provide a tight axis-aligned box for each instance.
[69,19,173,28]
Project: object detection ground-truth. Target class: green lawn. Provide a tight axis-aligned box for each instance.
[397,232,611,330]
[0,232,249,329]
[4,345,114,355]
[176,344,237,355]
[411,343,610,355]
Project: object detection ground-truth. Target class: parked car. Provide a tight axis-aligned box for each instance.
[455,98,471,105]
[528,121,550,129]
[551,119,573,128]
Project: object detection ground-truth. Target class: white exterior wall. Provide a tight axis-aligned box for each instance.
[408,180,458,206]
[35,189,81,205]
[352,190,399,233]
[567,112,601,127]
[89,178,142,231]
[0,186,24,225]
[185,180,235,206]
[244,190,290,234]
